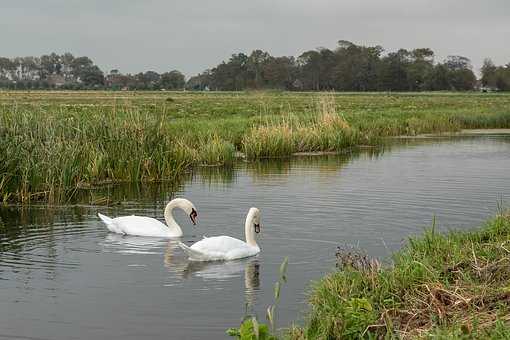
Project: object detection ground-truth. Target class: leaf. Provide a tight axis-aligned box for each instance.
[274,281,280,300]
[266,305,275,330]
[279,257,288,282]
[226,327,240,337]
[252,317,260,339]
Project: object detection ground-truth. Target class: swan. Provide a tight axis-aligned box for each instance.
[179,207,261,261]
[98,198,198,238]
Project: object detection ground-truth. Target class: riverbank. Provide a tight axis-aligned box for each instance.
[288,211,510,339]
[1,91,510,203]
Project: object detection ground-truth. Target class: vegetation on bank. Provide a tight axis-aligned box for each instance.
[288,211,510,339]
[1,91,510,203]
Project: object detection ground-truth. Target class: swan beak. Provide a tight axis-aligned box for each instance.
[190,209,198,225]
[254,224,260,233]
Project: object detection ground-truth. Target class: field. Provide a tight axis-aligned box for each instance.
[1,90,510,203]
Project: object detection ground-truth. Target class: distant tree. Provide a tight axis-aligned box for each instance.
[428,63,451,90]
[297,50,322,90]
[0,57,17,80]
[80,65,104,87]
[494,63,510,91]
[186,70,212,90]
[378,49,410,91]
[159,70,185,90]
[262,56,296,89]
[331,41,383,91]
[481,59,497,87]
[247,50,271,88]
[444,55,476,90]
[407,48,435,90]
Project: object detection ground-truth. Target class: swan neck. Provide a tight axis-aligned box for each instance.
[245,211,258,248]
[164,201,183,236]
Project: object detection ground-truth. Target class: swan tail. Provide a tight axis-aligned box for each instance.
[178,242,209,261]
[98,213,119,233]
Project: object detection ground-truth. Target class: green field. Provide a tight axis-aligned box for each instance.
[1,90,510,203]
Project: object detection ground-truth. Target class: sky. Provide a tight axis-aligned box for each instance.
[1,0,509,77]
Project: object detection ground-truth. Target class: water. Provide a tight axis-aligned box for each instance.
[1,134,509,340]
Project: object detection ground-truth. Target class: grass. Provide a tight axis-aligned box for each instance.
[288,211,510,339]
[1,90,510,203]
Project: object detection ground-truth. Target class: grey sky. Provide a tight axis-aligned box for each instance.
[1,0,509,77]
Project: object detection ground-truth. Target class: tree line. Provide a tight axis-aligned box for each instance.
[1,41,509,91]
[0,53,185,90]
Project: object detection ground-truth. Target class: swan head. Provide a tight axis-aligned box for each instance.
[250,207,261,234]
[169,198,198,225]
[190,207,198,225]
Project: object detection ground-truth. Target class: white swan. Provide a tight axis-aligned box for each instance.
[98,198,198,238]
[179,207,261,261]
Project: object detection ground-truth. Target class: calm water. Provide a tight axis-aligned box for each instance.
[1,134,509,340]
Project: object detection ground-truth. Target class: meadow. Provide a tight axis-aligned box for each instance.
[1,90,510,203]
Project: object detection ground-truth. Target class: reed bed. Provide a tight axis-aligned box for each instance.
[1,91,510,203]
[0,105,235,203]
[242,97,358,159]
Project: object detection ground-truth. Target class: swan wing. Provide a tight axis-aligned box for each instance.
[179,242,214,261]
[180,236,258,261]
[99,215,173,237]
[98,213,123,234]
[115,216,170,237]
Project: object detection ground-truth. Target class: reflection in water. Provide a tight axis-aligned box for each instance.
[101,234,169,255]
[197,166,236,187]
[179,258,261,316]
[245,149,385,182]
[78,180,186,206]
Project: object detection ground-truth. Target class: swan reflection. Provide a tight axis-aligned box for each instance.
[101,234,170,255]
[179,257,261,312]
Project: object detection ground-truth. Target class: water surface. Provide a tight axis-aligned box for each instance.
[1,134,509,340]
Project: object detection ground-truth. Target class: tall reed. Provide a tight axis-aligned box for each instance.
[242,96,358,159]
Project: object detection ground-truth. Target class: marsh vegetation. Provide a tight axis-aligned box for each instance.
[1,91,510,203]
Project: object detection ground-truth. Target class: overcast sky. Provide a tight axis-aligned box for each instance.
[1,0,509,77]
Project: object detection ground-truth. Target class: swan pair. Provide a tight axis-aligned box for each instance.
[97,198,261,261]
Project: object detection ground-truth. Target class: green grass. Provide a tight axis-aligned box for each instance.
[288,212,510,339]
[1,90,510,203]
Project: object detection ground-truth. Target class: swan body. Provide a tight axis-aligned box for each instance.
[98,198,197,238]
[180,207,261,261]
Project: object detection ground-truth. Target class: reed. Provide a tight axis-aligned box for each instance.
[1,91,510,203]
[242,96,358,159]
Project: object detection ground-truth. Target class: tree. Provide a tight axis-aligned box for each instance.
[378,49,410,91]
[297,50,322,90]
[247,50,271,88]
[407,48,435,90]
[80,65,104,87]
[481,59,498,88]
[262,56,296,89]
[0,57,17,80]
[444,56,476,90]
[159,70,185,90]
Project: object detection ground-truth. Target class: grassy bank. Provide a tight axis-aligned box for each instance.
[1,91,510,203]
[289,212,510,339]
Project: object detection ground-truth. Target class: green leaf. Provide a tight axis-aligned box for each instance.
[279,257,289,282]
[266,305,275,331]
[226,327,240,337]
[274,281,280,300]
[252,317,260,339]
